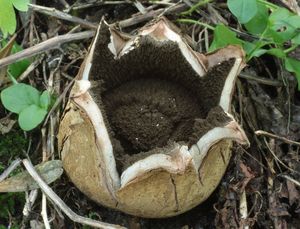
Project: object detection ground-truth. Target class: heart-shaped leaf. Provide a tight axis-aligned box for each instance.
[228,0,258,24]
[244,3,269,34]
[18,104,47,131]
[209,24,242,52]
[1,83,40,114]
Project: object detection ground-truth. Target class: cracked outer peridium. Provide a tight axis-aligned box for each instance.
[58,18,248,218]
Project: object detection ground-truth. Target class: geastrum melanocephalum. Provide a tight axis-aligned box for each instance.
[58,17,249,218]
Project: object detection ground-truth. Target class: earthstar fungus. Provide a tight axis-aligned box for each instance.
[58,18,249,218]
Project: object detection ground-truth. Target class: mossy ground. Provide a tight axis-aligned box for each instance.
[0,129,27,227]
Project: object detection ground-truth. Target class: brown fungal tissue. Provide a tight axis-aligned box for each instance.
[58,18,249,218]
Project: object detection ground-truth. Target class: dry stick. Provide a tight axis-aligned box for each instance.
[70,1,131,11]
[43,79,74,125]
[255,130,300,146]
[22,159,126,229]
[41,194,51,229]
[279,174,300,187]
[133,0,147,14]
[18,55,44,82]
[23,190,38,217]
[263,137,299,175]
[0,4,187,69]
[267,139,280,229]
[239,190,249,229]
[0,30,95,68]
[0,158,22,182]
[29,4,97,30]
[117,3,188,28]
[41,128,51,228]
[239,73,283,87]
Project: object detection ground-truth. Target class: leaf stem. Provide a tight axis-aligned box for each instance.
[181,0,214,15]
[246,28,268,61]
[8,74,18,85]
[284,45,298,53]
[257,0,279,10]
[177,19,215,31]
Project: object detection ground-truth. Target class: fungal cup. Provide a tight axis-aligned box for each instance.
[58,18,249,218]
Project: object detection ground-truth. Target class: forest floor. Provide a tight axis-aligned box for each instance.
[0,0,300,228]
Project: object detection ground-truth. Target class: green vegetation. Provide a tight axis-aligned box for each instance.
[0,129,27,158]
[179,0,300,89]
[0,129,27,228]
[0,0,30,37]
[1,83,51,131]
[1,40,31,79]
[0,41,52,131]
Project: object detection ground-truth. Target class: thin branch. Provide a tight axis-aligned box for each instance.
[41,194,51,229]
[29,4,97,30]
[239,73,284,87]
[23,190,38,217]
[0,158,21,182]
[22,159,126,229]
[279,174,300,188]
[117,3,188,28]
[0,31,95,68]
[255,130,300,146]
[263,138,299,175]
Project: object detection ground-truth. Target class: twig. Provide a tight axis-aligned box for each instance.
[70,1,130,11]
[263,138,300,175]
[18,55,44,82]
[22,159,126,229]
[23,190,38,217]
[181,0,213,15]
[239,73,284,87]
[239,190,249,229]
[133,1,147,14]
[0,158,21,182]
[43,79,74,125]
[29,4,97,30]
[41,194,51,229]
[279,174,300,187]
[0,31,95,68]
[255,130,300,146]
[266,139,280,229]
[117,3,188,28]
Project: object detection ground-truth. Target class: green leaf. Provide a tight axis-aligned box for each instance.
[11,0,29,11]
[39,91,50,109]
[227,0,258,24]
[267,48,286,58]
[250,48,268,58]
[285,57,300,90]
[209,24,242,52]
[0,0,16,38]
[1,40,31,78]
[0,0,29,37]
[269,8,293,23]
[0,83,40,114]
[244,3,269,34]
[242,40,269,60]
[266,8,298,43]
[292,33,300,45]
[18,104,47,131]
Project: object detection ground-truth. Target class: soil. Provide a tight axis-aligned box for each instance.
[1,1,300,229]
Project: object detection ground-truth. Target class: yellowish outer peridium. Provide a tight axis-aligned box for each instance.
[58,18,248,218]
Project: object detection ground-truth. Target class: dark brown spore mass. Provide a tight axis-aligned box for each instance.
[103,78,202,153]
[89,24,235,167]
